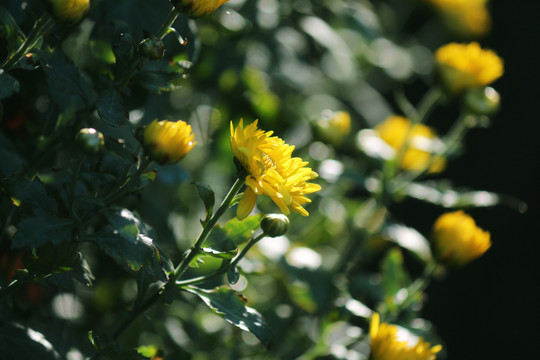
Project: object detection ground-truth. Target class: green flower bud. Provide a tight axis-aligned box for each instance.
[260,214,289,237]
[76,128,104,155]
[139,37,165,61]
[463,87,501,116]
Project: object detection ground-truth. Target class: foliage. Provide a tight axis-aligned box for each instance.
[0,0,517,359]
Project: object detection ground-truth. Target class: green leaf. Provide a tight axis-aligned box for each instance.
[202,226,238,259]
[403,181,526,211]
[0,7,25,56]
[382,223,432,262]
[23,242,80,278]
[186,286,272,348]
[3,177,57,213]
[0,70,19,99]
[380,248,410,299]
[96,88,127,127]
[134,60,185,93]
[0,323,60,360]
[89,332,150,360]
[86,209,169,281]
[12,209,73,249]
[194,182,215,226]
[221,214,262,246]
[40,49,95,111]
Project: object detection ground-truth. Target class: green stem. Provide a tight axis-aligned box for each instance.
[105,178,244,345]
[176,232,265,287]
[0,278,23,301]
[156,7,181,40]
[172,178,244,282]
[414,86,443,125]
[1,14,55,70]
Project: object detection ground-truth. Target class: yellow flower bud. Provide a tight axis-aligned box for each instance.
[142,120,196,164]
[463,86,500,116]
[435,42,504,95]
[375,116,446,173]
[315,110,351,146]
[48,0,90,23]
[426,0,491,37]
[432,210,491,266]
[170,0,231,18]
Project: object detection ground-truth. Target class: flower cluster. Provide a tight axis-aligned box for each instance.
[375,116,446,173]
[370,313,442,360]
[230,120,321,219]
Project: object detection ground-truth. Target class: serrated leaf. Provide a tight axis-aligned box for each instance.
[96,88,127,127]
[40,49,95,111]
[2,177,57,213]
[186,286,272,347]
[134,60,186,93]
[0,323,60,360]
[0,70,19,99]
[194,182,215,226]
[12,209,73,249]
[87,209,169,281]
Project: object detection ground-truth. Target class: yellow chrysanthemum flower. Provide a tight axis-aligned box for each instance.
[426,0,491,37]
[143,120,196,164]
[370,313,442,360]
[435,42,504,94]
[170,0,230,18]
[375,116,445,173]
[432,210,491,266]
[230,120,321,219]
[49,0,90,23]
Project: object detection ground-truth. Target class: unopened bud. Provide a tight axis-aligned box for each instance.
[139,37,165,61]
[463,87,500,116]
[76,128,104,155]
[260,214,289,237]
[48,0,90,23]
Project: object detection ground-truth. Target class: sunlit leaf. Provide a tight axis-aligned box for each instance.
[186,286,272,348]
[194,181,215,226]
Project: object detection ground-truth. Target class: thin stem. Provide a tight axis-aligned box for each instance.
[176,232,265,287]
[1,14,55,70]
[172,178,244,282]
[414,86,443,125]
[0,278,23,301]
[156,7,181,40]
[105,178,244,345]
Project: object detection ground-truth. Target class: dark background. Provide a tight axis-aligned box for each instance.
[423,2,540,358]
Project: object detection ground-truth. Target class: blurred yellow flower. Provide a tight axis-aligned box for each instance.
[432,210,491,266]
[143,120,196,164]
[426,0,491,37]
[230,120,321,219]
[375,116,445,173]
[435,42,504,94]
[170,0,230,18]
[370,313,442,360]
[316,110,351,146]
[49,0,90,23]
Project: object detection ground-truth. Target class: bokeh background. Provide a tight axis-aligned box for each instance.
[422,1,540,358]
